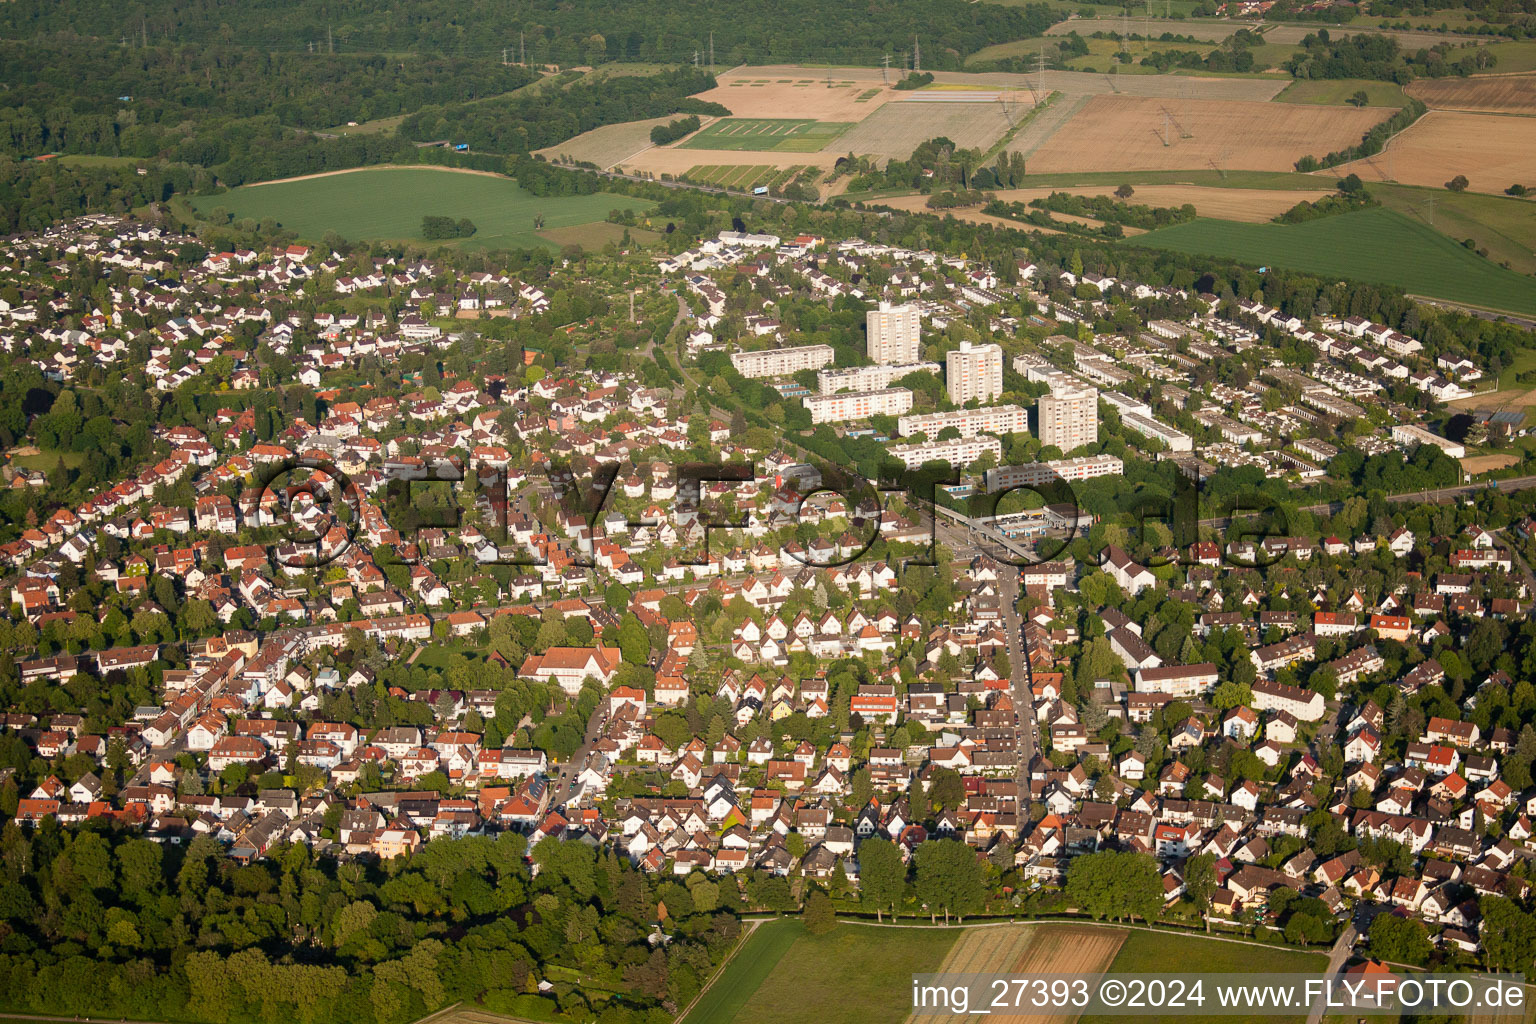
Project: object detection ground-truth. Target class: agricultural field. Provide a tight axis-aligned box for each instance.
[536,221,660,250]
[1008,926,1127,1024]
[1369,182,1536,275]
[1081,930,1327,1024]
[835,100,1018,159]
[1274,77,1411,106]
[1064,37,1225,74]
[1407,73,1536,115]
[933,68,1290,100]
[693,67,899,120]
[1338,109,1536,194]
[682,921,957,1024]
[189,167,655,251]
[1131,206,1536,317]
[1026,94,1388,173]
[535,114,685,168]
[683,164,809,190]
[679,920,801,1024]
[678,118,853,152]
[1483,40,1536,73]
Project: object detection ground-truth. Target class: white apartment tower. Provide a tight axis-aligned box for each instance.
[1037,387,1099,452]
[866,301,922,365]
[945,341,1003,405]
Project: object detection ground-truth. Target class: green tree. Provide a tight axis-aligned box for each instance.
[803,889,838,935]
[858,837,906,922]
[914,839,985,924]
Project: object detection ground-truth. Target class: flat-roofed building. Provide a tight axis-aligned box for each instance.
[946,341,1003,405]
[731,344,835,379]
[801,387,912,425]
[866,301,922,365]
[1038,387,1098,451]
[898,405,1028,439]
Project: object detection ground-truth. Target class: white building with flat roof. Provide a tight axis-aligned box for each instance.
[886,435,1002,469]
[731,344,835,379]
[866,301,922,365]
[1037,387,1098,451]
[1122,413,1193,453]
[1392,423,1466,459]
[898,405,1029,439]
[802,387,913,424]
[946,340,1003,405]
[817,361,938,395]
[984,454,1123,492]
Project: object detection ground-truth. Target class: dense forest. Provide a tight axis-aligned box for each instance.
[0,0,1062,68]
[0,40,538,156]
[0,820,736,1024]
[1283,30,1500,80]
[398,68,725,155]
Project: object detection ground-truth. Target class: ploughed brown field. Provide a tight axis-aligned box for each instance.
[1339,109,1536,193]
[915,925,1126,1024]
[1407,73,1536,115]
[1026,94,1389,173]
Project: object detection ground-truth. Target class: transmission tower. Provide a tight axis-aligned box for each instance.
[914,35,920,72]
[520,31,525,65]
[709,32,714,70]
[880,54,890,85]
[1159,105,1192,141]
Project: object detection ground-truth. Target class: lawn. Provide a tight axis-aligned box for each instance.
[1275,78,1410,106]
[680,118,853,152]
[189,167,655,250]
[1129,205,1536,316]
[1082,930,1329,1024]
[687,921,959,1024]
[12,449,86,472]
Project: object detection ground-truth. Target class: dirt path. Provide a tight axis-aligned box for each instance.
[240,165,509,188]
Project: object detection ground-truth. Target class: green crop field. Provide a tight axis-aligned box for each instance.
[1274,78,1410,106]
[189,167,654,250]
[680,920,801,1024]
[682,921,958,1024]
[1082,930,1329,1024]
[680,118,853,152]
[1130,206,1536,316]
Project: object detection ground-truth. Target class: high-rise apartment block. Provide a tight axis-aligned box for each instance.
[866,301,921,365]
[945,341,1003,405]
[1037,386,1099,452]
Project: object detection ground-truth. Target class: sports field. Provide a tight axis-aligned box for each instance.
[190,167,654,249]
[1131,206,1536,317]
[681,920,958,1024]
[679,118,854,152]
